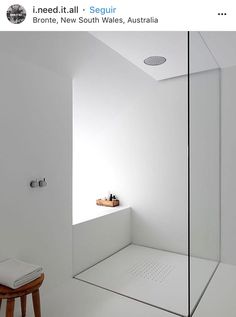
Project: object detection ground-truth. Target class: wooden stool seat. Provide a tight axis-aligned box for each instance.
[0,273,44,317]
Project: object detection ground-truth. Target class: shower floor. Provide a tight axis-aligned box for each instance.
[74,244,217,317]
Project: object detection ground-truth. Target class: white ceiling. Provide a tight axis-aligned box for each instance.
[90,31,219,80]
[0,31,235,81]
[90,31,188,80]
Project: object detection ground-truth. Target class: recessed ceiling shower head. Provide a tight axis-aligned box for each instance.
[144,56,166,66]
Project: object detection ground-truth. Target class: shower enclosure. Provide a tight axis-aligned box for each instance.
[73,31,221,317]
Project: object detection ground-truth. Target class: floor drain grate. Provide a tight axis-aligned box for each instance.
[128,260,174,283]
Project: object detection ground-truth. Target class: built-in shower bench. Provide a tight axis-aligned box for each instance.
[72,206,131,275]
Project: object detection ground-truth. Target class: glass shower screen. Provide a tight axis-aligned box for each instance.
[72,31,221,317]
[188,31,221,316]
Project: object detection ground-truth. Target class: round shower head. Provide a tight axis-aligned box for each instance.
[144,56,166,66]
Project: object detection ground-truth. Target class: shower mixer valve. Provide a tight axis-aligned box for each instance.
[30,178,47,188]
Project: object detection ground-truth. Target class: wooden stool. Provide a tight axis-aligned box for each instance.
[0,273,44,317]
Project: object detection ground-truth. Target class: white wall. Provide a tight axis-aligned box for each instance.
[73,35,188,255]
[221,65,236,265]
[0,51,72,292]
[190,69,220,260]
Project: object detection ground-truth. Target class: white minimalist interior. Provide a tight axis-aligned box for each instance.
[1,31,236,317]
[72,31,220,317]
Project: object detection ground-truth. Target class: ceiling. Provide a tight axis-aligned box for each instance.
[0,31,235,81]
[91,31,236,80]
[90,31,188,80]
[90,31,219,80]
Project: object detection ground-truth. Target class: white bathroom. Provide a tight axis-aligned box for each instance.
[0,31,236,317]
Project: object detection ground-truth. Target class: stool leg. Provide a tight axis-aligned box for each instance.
[21,295,27,317]
[6,298,15,317]
[0,298,2,310]
[32,289,41,317]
